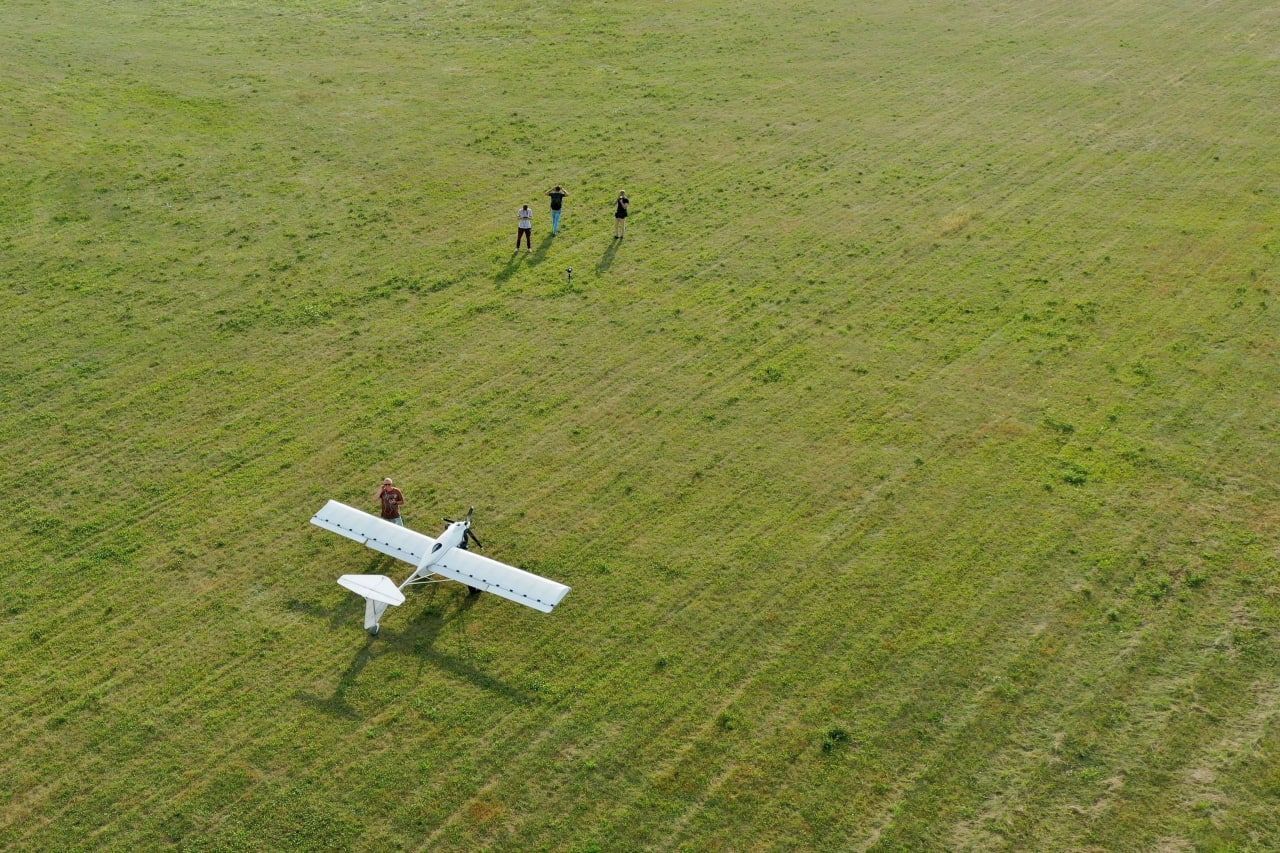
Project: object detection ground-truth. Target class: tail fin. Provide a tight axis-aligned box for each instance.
[337,574,405,634]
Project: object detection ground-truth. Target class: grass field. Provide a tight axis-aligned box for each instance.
[2,0,1279,848]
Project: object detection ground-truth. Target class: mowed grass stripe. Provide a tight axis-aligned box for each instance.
[401,46,1280,845]
[0,13,1100,753]
[2,0,1277,847]
[0,149,1259,835]
[0,0,1141,409]
[0,151,1249,835]
[439,432,1107,848]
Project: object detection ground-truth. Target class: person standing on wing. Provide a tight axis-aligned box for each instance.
[546,185,568,234]
[374,477,406,526]
[516,204,533,252]
[613,191,629,239]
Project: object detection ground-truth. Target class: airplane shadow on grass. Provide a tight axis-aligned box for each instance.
[292,581,532,720]
[286,554,394,629]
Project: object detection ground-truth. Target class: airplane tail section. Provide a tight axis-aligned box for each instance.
[337,574,405,635]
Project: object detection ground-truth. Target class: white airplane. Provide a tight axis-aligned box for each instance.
[310,500,570,635]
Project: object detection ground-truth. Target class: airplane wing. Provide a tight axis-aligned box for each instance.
[434,548,571,613]
[310,500,437,566]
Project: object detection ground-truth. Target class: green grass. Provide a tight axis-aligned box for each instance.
[2,0,1278,848]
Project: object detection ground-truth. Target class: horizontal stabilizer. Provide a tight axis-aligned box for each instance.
[337,574,405,606]
[434,550,570,613]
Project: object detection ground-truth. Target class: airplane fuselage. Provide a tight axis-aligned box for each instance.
[401,519,469,587]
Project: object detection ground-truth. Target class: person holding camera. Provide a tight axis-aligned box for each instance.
[373,478,406,526]
[546,185,568,234]
[613,191,629,239]
[516,204,533,251]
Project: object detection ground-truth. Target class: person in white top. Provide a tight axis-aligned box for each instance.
[516,205,533,251]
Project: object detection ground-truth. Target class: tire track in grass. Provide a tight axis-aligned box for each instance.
[37,78,1162,835]
[414,195,1146,835]
[2,0,1239,835]
[560,239,1269,845]
[828,244,1272,849]
[1108,676,1280,847]
[2,114,1208,845]
[974,589,1264,847]
[657,510,1092,850]
[17,44,1049,763]
[0,0,1116,555]
[691,412,1259,845]
[0,0,1127,458]
[564,412,1021,847]
[72,389,839,835]
[845,506,1249,847]
[940,606,1276,848]
[522,31,1269,835]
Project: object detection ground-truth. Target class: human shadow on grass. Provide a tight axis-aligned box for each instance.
[294,588,530,719]
[529,233,554,266]
[595,238,620,274]
[494,249,525,284]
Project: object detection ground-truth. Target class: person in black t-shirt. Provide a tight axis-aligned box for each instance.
[613,191,630,239]
[546,185,568,234]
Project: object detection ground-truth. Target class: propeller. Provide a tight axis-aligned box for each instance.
[443,507,483,549]
[463,506,482,548]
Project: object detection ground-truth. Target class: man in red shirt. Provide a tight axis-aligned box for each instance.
[374,477,406,526]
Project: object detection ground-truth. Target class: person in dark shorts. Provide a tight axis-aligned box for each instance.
[456,525,481,595]
[374,477,406,526]
[516,204,533,251]
[613,191,629,239]
[546,185,568,234]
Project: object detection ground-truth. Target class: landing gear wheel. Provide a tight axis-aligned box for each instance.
[368,625,380,636]
[467,586,482,597]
